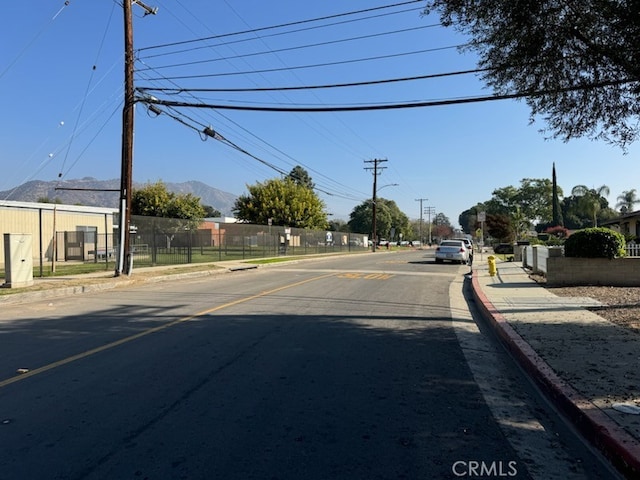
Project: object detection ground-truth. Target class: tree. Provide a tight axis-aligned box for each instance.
[131,180,206,233]
[616,189,640,213]
[517,178,556,224]
[510,206,530,241]
[233,177,327,229]
[459,204,485,235]
[37,197,62,204]
[551,163,564,227]
[424,1,640,148]
[130,181,206,255]
[328,219,349,232]
[348,198,412,240]
[431,212,454,241]
[287,165,315,190]
[571,184,610,227]
[486,178,557,226]
[202,205,221,218]
[486,213,512,242]
[485,185,518,217]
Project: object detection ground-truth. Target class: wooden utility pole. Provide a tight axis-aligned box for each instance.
[116,0,156,277]
[364,159,387,252]
[415,198,428,246]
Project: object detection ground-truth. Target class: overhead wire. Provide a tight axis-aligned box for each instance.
[138,5,426,61]
[136,2,324,170]
[144,90,366,201]
[137,68,489,95]
[0,1,71,81]
[138,1,424,52]
[136,56,368,201]
[139,2,423,182]
[141,77,637,112]
[137,2,380,199]
[137,24,442,72]
[135,1,493,204]
[58,0,117,180]
[140,44,464,82]
[217,0,383,191]
[151,105,363,200]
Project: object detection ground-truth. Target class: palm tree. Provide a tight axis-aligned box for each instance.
[616,189,639,214]
[571,184,610,227]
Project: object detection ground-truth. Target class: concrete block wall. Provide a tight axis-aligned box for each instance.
[547,257,640,286]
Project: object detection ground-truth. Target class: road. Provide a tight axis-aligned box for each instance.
[0,250,619,479]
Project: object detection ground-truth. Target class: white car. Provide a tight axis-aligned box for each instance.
[453,237,473,254]
[435,240,470,264]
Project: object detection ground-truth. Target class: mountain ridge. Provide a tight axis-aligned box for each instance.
[0,178,238,216]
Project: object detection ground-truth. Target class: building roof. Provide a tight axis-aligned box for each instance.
[0,200,117,215]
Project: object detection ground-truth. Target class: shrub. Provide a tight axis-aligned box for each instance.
[563,227,625,259]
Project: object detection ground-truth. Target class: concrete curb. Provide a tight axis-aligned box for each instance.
[470,270,640,479]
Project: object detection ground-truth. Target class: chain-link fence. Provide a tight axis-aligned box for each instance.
[53,217,369,268]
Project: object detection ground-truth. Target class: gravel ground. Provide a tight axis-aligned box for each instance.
[530,274,640,334]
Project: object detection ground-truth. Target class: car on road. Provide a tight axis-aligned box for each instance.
[453,237,473,256]
[435,240,470,264]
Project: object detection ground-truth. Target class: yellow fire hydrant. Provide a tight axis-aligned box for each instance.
[487,255,497,277]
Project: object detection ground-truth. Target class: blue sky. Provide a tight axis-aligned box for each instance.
[2,1,638,226]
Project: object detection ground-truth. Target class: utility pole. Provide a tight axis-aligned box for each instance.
[415,198,428,245]
[364,159,387,252]
[425,206,436,245]
[116,0,157,277]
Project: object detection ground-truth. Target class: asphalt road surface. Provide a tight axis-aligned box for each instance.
[0,251,620,479]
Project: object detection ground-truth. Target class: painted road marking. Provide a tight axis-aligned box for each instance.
[0,273,336,389]
[337,272,394,280]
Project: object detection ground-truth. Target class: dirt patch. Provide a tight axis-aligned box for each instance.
[530,274,640,334]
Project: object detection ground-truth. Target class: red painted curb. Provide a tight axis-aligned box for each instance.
[471,270,640,479]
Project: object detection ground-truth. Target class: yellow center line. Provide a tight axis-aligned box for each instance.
[0,272,336,389]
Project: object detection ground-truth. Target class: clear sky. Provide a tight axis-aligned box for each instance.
[2,1,638,227]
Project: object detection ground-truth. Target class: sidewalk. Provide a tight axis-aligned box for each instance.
[471,255,640,479]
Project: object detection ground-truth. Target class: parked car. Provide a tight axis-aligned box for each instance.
[435,240,469,264]
[453,237,473,255]
[493,243,514,255]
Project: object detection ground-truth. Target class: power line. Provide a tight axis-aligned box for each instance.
[141,77,637,112]
[138,6,426,61]
[137,68,487,95]
[137,24,441,72]
[147,103,365,202]
[139,44,463,82]
[136,64,368,201]
[0,1,71,81]
[138,1,424,52]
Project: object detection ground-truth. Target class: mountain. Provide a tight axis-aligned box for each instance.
[0,178,238,216]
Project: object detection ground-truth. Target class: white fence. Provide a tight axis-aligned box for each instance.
[626,242,640,257]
